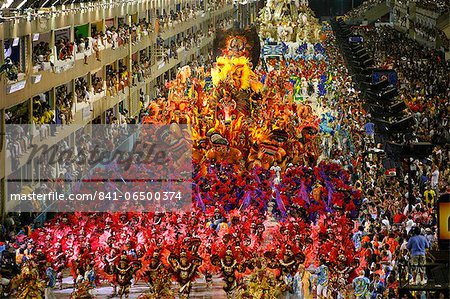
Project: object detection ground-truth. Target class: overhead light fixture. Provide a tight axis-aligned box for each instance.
[16,0,28,9]
[41,0,51,7]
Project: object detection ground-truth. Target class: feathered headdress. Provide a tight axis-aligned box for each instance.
[213,25,260,69]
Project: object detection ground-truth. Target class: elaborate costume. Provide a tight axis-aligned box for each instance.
[266,245,305,295]
[211,248,250,297]
[293,265,313,299]
[105,254,142,299]
[23,9,366,299]
[139,251,173,298]
[203,133,243,169]
[167,249,202,298]
[258,0,322,43]
[10,261,45,299]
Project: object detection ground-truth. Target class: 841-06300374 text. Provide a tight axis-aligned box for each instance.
[96,191,183,201]
[10,191,183,201]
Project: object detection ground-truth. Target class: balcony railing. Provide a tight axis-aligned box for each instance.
[2,34,215,181]
[1,4,234,110]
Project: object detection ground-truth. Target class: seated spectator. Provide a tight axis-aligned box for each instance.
[345,0,386,19]
[75,78,90,103]
[32,108,54,128]
[415,0,449,13]
[91,73,104,94]
[55,85,74,124]
[33,42,52,66]
[56,38,74,61]
[0,58,19,81]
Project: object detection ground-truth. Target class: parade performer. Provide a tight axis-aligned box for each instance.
[237,261,284,298]
[247,129,287,170]
[203,133,243,169]
[139,250,173,298]
[265,245,305,297]
[352,270,371,299]
[167,249,202,298]
[10,261,46,299]
[70,268,94,299]
[211,248,249,297]
[315,258,329,299]
[105,253,142,299]
[103,248,120,297]
[293,264,313,299]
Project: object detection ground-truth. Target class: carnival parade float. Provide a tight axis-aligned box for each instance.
[20,2,366,299]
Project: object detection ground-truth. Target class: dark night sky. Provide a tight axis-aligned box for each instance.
[308,0,366,16]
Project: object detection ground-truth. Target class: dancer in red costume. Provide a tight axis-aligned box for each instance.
[105,253,141,299]
[167,249,202,298]
[138,249,173,298]
[211,247,250,297]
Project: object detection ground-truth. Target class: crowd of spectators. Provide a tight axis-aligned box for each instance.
[412,18,450,51]
[55,85,74,124]
[74,34,90,54]
[157,28,209,63]
[91,73,104,94]
[104,62,129,96]
[209,0,232,12]
[217,17,233,30]
[74,33,91,64]
[360,26,449,147]
[118,61,129,93]
[345,0,386,19]
[32,42,52,66]
[392,7,408,28]
[414,22,438,44]
[414,0,449,13]
[105,25,130,49]
[156,14,232,65]
[0,58,19,81]
[139,52,152,80]
[5,103,29,124]
[105,65,119,96]
[75,77,90,103]
[132,60,145,86]
[157,0,232,32]
[324,25,448,297]
[32,94,55,125]
[83,8,230,91]
[55,38,74,61]
[2,0,233,87]
[436,30,450,51]
[5,124,30,172]
[347,0,449,24]
[158,4,203,32]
